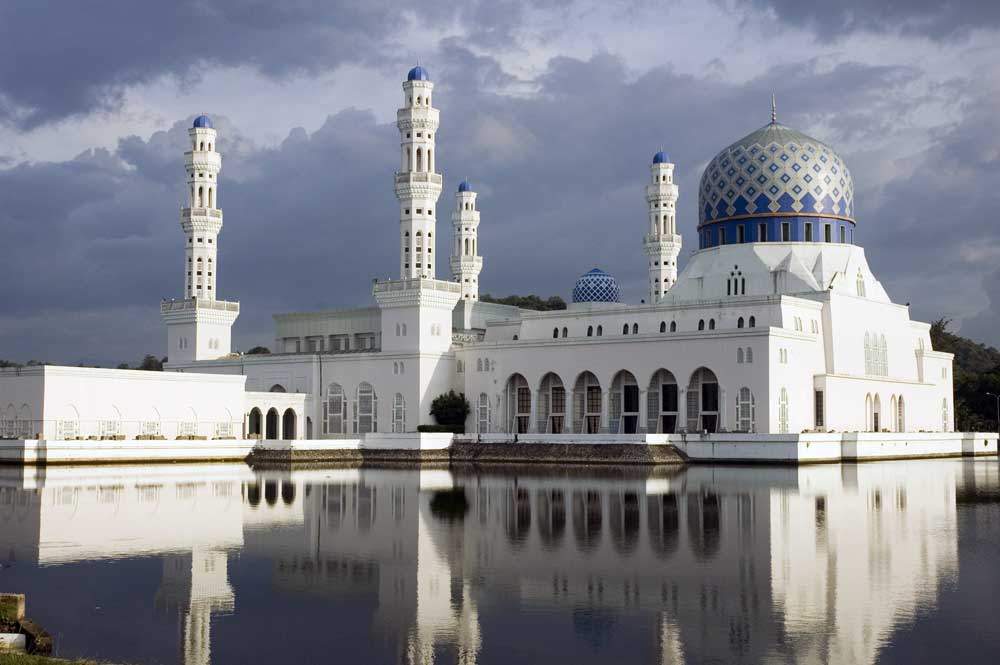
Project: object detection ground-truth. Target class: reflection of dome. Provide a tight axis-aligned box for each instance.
[698,119,855,248]
[573,268,621,303]
[407,65,429,81]
[457,179,472,192]
[652,151,670,164]
[192,115,213,129]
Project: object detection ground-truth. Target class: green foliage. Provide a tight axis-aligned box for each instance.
[429,390,470,427]
[246,346,271,355]
[931,318,1000,431]
[138,354,164,371]
[429,488,469,522]
[417,424,465,433]
[479,293,567,311]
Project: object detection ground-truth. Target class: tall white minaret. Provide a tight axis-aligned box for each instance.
[184,116,222,299]
[161,114,239,365]
[395,66,442,279]
[450,180,482,301]
[644,151,682,302]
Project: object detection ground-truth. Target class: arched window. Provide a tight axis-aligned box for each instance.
[737,387,755,432]
[708,319,716,330]
[324,383,346,435]
[396,323,401,337]
[197,186,204,207]
[873,394,882,431]
[746,347,753,363]
[778,388,789,433]
[553,327,559,339]
[896,395,905,432]
[864,332,872,374]
[478,393,491,433]
[587,325,593,337]
[748,316,756,328]
[354,382,378,434]
[477,358,483,372]
[670,321,677,332]
[698,319,705,331]
[623,324,629,335]
[392,393,406,433]
[856,270,866,297]
[401,323,407,336]
[737,317,744,328]
[632,323,639,335]
[737,348,744,363]
[562,327,568,338]
[416,148,423,172]
[597,325,603,336]
[659,321,666,333]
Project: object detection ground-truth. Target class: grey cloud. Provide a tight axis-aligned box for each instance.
[731,0,1000,39]
[2,47,998,364]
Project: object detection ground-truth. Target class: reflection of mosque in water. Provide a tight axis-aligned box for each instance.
[1,461,996,664]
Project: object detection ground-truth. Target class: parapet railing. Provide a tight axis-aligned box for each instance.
[0,419,244,441]
[160,298,240,314]
[181,207,223,219]
[394,172,443,186]
[372,278,462,294]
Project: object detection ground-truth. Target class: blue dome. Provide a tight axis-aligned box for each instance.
[652,151,670,164]
[457,179,473,192]
[407,66,430,81]
[697,121,856,248]
[573,268,621,304]
[192,114,213,129]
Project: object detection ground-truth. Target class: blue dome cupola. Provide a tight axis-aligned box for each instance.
[192,114,213,129]
[457,179,473,192]
[407,65,430,81]
[573,268,622,303]
[652,151,670,164]
[697,105,856,249]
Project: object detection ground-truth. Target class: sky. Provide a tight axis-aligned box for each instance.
[1,0,999,366]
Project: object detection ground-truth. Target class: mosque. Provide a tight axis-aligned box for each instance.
[0,66,959,444]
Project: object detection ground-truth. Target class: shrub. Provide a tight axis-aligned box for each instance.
[430,390,470,427]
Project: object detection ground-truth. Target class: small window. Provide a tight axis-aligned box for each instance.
[562,327,568,338]
[737,224,745,243]
[659,321,666,333]
[738,317,745,328]
[632,323,639,335]
[781,223,790,241]
[758,223,767,242]
[749,316,756,328]
[709,319,716,330]
[825,224,832,242]
[623,324,629,335]
[553,328,559,339]
[587,325,593,337]
[805,223,813,241]
[840,226,847,243]
[698,319,705,331]
[670,321,677,332]
[597,326,603,336]
[719,228,727,245]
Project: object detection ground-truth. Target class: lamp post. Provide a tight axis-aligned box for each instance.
[986,392,1000,433]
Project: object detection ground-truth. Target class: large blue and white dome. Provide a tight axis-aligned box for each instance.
[573,268,621,303]
[698,119,855,248]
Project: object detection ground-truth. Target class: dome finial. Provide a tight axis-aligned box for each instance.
[771,93,777,124]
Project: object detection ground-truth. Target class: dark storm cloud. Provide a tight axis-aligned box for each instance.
[0,0,568,128]
[731,0,1000,39]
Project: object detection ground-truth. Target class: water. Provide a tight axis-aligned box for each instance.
[1,459,998,665]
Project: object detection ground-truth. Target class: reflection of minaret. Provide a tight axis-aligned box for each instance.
[657,613,686,665]
[155,547,235,665]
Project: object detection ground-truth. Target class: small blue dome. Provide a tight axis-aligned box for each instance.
[192,114,213,129]
[407,66,430,81]
[457,180,473,192]
[572,268,621,304]
[652,151,670,164]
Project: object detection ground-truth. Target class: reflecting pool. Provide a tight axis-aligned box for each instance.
[1,459,998,664]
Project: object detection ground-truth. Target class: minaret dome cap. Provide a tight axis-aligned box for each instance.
[192,114,213,129]
[652,151,670,164]
[457,179,473,192]
[407,66,430,81]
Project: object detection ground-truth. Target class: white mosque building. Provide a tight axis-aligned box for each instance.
[0,66,968,449]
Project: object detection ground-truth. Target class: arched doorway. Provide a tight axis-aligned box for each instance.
[282,408,296,439]
[686,367,720,433]
[248,407,262,438]
[610,370,640,433]
[873,394,882,432]
[504,373,531,433]
[538,372,566,433]
[573,371,602,434]
[647,369,678,433]
[265,408,279,440]
[355,382,377,434]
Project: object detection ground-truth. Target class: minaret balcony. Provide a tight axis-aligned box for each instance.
[183,151,222,170]
[182,207,223,224]
[395,171,442,186]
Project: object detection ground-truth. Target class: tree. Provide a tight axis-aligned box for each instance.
[929,318,1000,431]
[246,346,271,355]
[479,294,567,311]
[430,390,471,426]
[138,355,163,371]
[116,362,131,370]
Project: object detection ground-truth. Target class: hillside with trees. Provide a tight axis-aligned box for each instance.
[479,294,567,311]
[931,319,1000,431]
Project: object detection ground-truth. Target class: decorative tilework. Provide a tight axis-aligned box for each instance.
[698,122,854,228]
[573,268,621,303]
